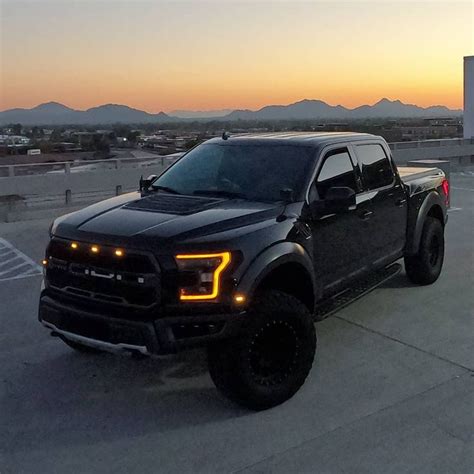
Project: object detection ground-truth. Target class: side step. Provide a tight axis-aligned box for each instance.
[313,263,402,322]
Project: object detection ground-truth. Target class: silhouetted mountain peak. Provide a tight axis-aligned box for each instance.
[32,102,74,112]
[86,103,141,112]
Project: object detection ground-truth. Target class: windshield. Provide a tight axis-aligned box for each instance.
[152,143,315,202]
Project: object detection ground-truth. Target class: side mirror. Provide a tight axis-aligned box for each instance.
[139,174,158,192]
[323,186,356,214]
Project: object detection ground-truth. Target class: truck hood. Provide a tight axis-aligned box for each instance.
[54,192,283,243]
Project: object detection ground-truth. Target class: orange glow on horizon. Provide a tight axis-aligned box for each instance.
[1,1,472,112]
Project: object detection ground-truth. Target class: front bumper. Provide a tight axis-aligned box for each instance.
[39,294,246,356]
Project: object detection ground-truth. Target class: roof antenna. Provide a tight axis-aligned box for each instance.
[222,131,230,140]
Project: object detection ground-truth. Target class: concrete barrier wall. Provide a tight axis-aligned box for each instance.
[0,160,172,221]
[389,139,474,165]
[0,163,168,197]
[1,139,473,221]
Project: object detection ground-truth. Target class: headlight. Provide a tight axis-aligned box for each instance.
[175,252,231,301]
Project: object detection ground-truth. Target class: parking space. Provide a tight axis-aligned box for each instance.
[0,238,42,282]
[0,174,473,473]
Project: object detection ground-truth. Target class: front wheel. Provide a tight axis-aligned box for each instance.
[208,290,316,410]
[405,216,444,285]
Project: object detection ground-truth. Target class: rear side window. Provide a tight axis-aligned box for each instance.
[356,144,394,190]
[315,148,358,199]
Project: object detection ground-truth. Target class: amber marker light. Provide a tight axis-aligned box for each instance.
[115,249,124,257]
[234,294,246,304]
[91,245,99,254]
[70,242,78,249]
[175,252,231,301]
[42,259,48,266]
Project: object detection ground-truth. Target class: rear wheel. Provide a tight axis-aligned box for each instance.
[405,217,444,285]
[208,290,316,410]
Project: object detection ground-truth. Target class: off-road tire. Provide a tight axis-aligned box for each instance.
[208,290,316,410]
[405,216,444,285]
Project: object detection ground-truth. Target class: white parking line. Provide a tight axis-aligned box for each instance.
[452,187,474,192]
[447,207,462,212]
[0,261,31,276]
[0,254,22,265]
[0,238,42,282]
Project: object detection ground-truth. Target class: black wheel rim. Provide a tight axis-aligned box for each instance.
[248,320,300,386]
[428,235,440,266]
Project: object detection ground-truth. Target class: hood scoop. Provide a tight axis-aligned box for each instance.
[123,193,223,215]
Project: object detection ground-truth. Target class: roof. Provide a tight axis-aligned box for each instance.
[206,131,380,148]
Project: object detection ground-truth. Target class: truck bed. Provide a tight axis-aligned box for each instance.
[398,166,443,183]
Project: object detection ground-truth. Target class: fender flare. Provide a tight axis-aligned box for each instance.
[236,242,319,303]
[405,191,445,256]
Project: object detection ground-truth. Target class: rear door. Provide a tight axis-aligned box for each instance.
[352,142,407,266]
[307,146,373,291]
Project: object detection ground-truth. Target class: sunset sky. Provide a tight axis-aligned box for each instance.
[1,0,473,112]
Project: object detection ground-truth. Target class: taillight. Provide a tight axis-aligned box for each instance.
[441,178,450,207]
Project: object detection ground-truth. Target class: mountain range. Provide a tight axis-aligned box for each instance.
[0,99,462,125]
[226,99,462,120]
[0,102,171,126]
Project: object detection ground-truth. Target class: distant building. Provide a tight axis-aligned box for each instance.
[0,135,30,145]
[0,135,31,155]
[464,56,474,138]
[398,124,459,141]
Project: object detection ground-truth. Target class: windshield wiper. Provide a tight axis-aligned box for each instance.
[151,185,181,195]
[193,189,247,199]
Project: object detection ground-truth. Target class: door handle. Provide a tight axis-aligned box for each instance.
[396,198,407,207]
[358,210,373,220]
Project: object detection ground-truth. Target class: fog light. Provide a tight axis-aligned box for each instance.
[91,246,99,254]
[70,242,78,249]
[115,249,124,257]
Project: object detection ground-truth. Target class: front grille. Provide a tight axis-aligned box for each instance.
[45,239,160,309]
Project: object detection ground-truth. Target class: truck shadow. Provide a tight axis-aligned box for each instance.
[2,345,248,455]
[379,272,418,289]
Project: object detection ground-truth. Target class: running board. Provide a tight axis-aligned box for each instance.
[313,263,402,322]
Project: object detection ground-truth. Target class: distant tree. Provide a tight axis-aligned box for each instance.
[30,126,45,139]
[92,134,111,158]
[126,130,141,144]
[12,123,22,135]
[184,138,201,150]
[50,129,63,143]
[113,125,131,138]
[39,141,54,154]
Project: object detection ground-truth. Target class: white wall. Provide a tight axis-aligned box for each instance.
[464,56,474,139]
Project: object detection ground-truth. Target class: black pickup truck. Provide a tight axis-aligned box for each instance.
[39,132,449,410]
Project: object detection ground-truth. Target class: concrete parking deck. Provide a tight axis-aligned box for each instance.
[0,173,473,473]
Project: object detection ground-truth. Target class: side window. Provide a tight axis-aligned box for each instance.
[315,148,358,199]
[356,144,394,190]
